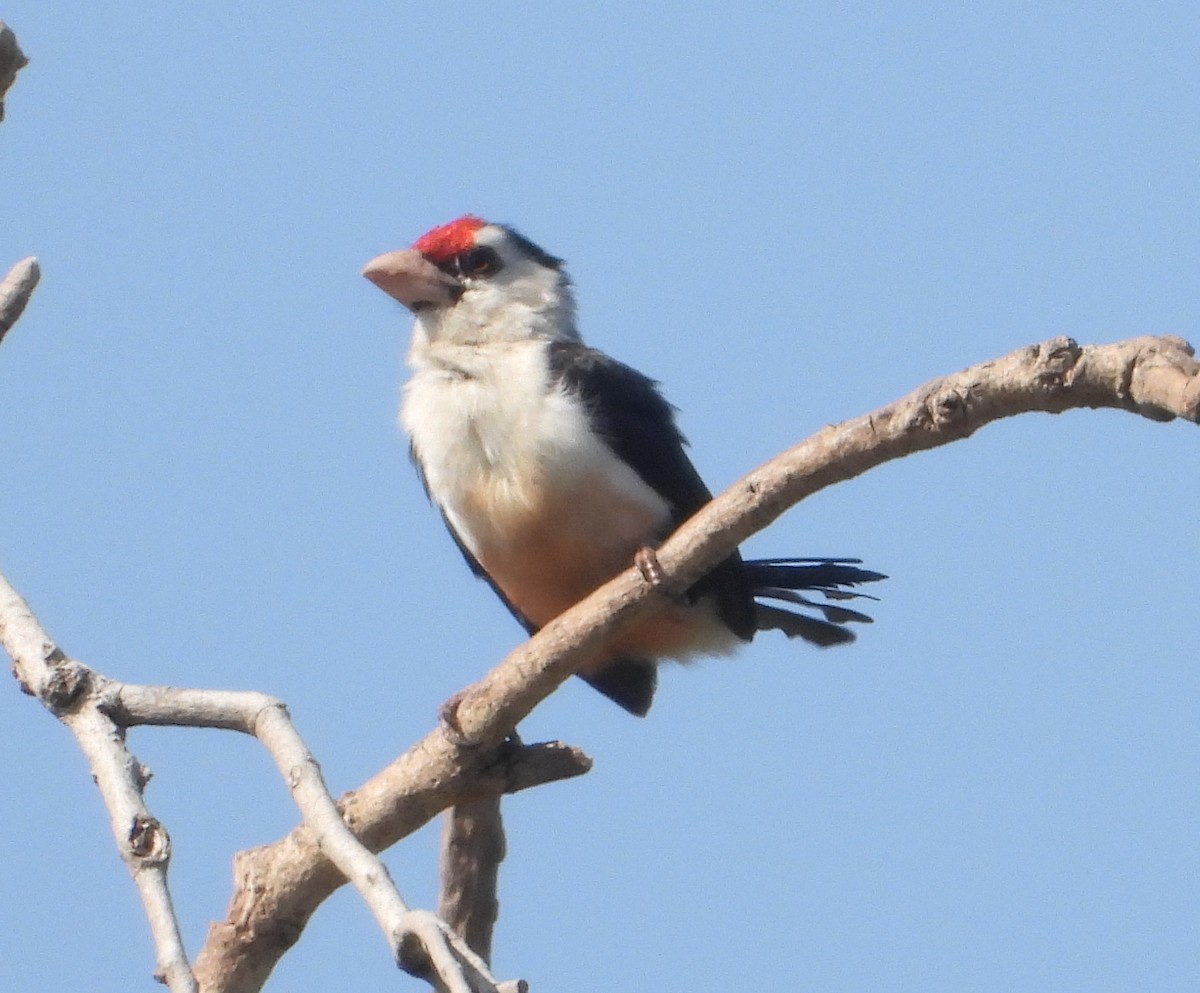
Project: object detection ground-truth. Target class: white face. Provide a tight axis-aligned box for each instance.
[412,224,579,351]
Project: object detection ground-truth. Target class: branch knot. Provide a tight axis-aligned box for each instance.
[41,659,90,714]
[1035,337,1082,391]
[924,387,970,429]
[128,814,171,865]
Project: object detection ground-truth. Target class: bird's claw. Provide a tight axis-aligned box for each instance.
[635,546,690,604]
[438,689,480,747]
[635,546,666,587]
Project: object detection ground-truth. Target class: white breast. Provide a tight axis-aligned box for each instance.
[401,338,671,558]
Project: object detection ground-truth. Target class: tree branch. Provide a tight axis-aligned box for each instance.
[193,732,584,992]
[438,797,506,964]
[1,576,199,993]
[0,257,40,344]
[0,20,28,122]
[116,687,510,984]
[3,580,545,992]
[194,334,1200,991]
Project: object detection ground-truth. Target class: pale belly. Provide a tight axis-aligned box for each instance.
[453,468,739,671]
[460,464,666,629]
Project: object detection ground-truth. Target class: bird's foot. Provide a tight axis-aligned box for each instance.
[439,690,523,756]
[635,546,666,586]
[635,546,690,604]
[438,688,479,747]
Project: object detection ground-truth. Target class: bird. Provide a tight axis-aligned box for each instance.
[362,216,884,717]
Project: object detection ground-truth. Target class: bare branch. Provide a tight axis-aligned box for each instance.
[0,257,40,344]
[195,334,1200,990]
[439,797,506,964]
[447,335,1200,743]
[0,575,198,993]
[0,21,28,122]
[194,735,586,992]
[250,697,520,990]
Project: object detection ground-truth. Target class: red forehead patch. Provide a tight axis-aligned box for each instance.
[412,215,487,263]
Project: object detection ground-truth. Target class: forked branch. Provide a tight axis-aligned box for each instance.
[2,570,541,993]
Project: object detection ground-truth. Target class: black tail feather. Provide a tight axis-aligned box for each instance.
[754,587,875,625]
[746,558,888,589]
[744,557,886,648]
[756,604,857,646]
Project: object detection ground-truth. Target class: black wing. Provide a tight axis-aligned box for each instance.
[546,340,757,640]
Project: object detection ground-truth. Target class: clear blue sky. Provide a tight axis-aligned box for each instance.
[2,4,1198,991]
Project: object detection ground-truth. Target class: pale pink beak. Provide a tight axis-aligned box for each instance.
[361,249,461,311]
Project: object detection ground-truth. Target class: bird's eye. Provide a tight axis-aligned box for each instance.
[457,246,502,277]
